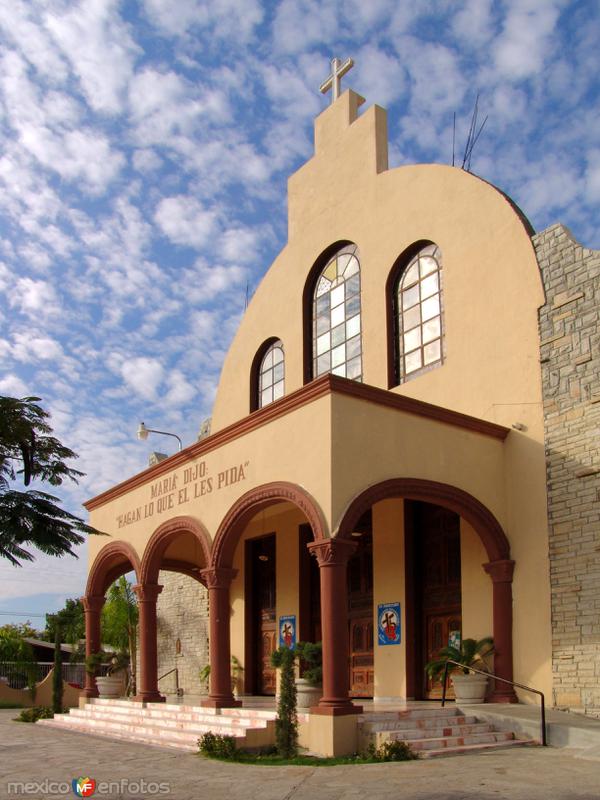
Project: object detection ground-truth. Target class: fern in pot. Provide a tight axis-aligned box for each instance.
[294,641,322,710]
[425,637,494,705]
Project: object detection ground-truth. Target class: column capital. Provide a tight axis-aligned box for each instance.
[200,566,238,589]
[81,595,105,613]
[483,559,515,583]
[133,583,163,602]
[307,537,357,567]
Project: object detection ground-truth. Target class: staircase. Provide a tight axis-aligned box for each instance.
[37,698,276,752]
[359,706,536,758]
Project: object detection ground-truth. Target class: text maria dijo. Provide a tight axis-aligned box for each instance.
[116,460,249,529]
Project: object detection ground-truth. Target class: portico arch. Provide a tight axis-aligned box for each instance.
[82,541,141,698]
[211,481,327,569]
[202,482,326,709]
[86,540,141,597]
[337,478,517,702]
[140,515,212,585]
[337,478,510,560]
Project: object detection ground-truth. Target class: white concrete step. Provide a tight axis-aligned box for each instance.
[358,707,536,758]
[37,699,276,752]
[70,706,269,730]
[38,718,198,752]
[420,738,535,759]
[361,713,478,731]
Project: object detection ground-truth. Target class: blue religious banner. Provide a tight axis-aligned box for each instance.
[279,615,297,649]
[378,602,401,646]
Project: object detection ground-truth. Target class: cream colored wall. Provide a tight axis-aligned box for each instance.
[230,503,305,689]
[330,393,507,531]
[211,91,545,439]
[87,395,333,568]
[372,498,406,700]
[461,519,493,641]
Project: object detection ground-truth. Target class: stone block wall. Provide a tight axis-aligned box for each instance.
[155,570,210,698]
[534,223,600,713]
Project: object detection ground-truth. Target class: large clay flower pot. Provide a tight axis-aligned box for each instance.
[451,672,488,704]
[95,676,124,699]
[295,678,321,709]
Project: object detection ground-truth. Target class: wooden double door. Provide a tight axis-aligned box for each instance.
[408,501,462,699]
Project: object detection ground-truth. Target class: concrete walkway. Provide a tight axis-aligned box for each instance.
[1,709,599,800]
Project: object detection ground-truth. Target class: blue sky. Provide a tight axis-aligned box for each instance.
[0,0,598,629]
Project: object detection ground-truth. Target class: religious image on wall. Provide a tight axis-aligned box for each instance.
[378,602,401,645]
[279,615,297,649]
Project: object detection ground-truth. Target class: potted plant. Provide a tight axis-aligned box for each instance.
[425,637,494,705]
[86,651,127,699]
[293,641,322,709]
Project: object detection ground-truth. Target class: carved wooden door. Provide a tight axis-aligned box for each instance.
[348,529,374,697]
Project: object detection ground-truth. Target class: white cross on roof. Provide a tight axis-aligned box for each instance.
[319,57,354,104]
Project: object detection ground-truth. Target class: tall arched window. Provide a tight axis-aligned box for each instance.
[312,243,362,381]
[395,243,443,382]
[258,340,285,408]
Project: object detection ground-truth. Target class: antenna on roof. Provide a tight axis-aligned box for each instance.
[245,281,250,310]
[460,93,488,173]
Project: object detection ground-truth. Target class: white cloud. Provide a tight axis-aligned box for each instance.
[272,0,337,54]
[355,44,406,107]
[154,195,219,249]
[12,333,65,363]
[0,0,69,81]
[121,356,164,401]
[451,0,495,46]
[0,374,29,397]
[10,277,61,317]
[163,369,196,406]
[142,0,263,41]
[493,0,564,80]
[44,0,139,114]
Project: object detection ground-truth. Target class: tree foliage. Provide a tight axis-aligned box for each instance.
[270,646,298,758]
[101,577,138,695]
[0,395,100,566]
[45,599,85,646]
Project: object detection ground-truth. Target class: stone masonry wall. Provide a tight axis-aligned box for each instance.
[155,570,210,698]
[534,223,600,714]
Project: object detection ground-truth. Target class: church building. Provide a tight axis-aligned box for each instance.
[82,63,600,753]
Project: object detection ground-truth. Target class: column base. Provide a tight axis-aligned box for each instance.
[81,687,99,699]
[133,692,166,703]
[490,688,518,703]
[310,702,363,716]
[201,696,243,709]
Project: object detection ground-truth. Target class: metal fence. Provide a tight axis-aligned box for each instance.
[0,661,102,689]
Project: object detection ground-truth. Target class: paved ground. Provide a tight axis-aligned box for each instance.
[1,710,599,800]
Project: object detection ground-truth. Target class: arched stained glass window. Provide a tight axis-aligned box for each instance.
[313,244,362,381]
[396,243,443,381]
[258,340,285,408]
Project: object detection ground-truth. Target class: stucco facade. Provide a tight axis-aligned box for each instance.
[81,87,599,750]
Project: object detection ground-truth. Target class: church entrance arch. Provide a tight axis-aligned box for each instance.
[203,482,326,707]
[337,478,517,703]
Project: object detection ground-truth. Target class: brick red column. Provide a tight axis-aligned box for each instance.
[484,559,518,703]
[81,595,105,699]
[308,538,362,715]
[134,583,165,703]
[200,567,241,709]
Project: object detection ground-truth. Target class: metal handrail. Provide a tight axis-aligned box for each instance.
[440,659,547,746]
[157,666,182,696]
